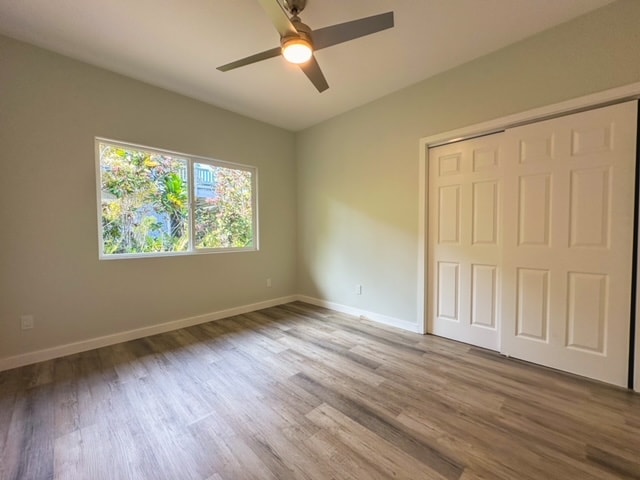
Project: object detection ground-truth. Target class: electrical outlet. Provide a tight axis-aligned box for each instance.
[21,314,34,330]
[355,284,362,295]
[266,278,272,288]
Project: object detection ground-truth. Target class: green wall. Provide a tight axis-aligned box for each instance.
[0,35,297,360]
[296,0,640,325]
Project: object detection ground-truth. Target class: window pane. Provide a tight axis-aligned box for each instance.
[99,143,189,255]
[194,162,254,249]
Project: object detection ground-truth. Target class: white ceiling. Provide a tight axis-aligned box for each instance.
[0,0,614,131]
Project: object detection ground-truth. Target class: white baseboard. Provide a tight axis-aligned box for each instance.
[0,295,297,372]
[0,294,423,372]
[295,295,424,334]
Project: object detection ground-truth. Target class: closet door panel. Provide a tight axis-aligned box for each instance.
[501,101,637,387]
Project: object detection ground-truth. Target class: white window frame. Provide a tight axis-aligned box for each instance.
[95,137,259,260]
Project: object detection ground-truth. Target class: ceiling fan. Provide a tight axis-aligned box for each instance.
[217,0,394,93]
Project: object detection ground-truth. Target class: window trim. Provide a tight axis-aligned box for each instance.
[95,137,259,260]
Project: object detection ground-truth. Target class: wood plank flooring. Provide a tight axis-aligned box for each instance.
[1,301,639,479]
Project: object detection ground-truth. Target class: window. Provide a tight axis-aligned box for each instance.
[96,139,257,258]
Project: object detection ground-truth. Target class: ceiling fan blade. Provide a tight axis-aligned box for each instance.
[299,55,329,92]
[312,11,394,50]
[217,47,281,72]
[257,0,298,38]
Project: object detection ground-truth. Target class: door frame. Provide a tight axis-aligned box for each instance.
[417,81,640,391]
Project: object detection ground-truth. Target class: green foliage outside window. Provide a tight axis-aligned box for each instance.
[194,165,254,249]
[99,142,255,257]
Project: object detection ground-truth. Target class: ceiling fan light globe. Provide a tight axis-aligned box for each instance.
[282,39,313,64]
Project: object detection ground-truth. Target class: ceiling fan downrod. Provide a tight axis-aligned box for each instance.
[283,0,307,16]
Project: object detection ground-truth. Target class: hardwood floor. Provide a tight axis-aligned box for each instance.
[1,302,639,479]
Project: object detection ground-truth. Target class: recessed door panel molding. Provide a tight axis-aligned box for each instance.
[517,174,551,247]
[473,147,499,172]
[438,153,461,177]
[566,272,608,354]
[571,123,613,156]
[438,185,461,244]
[519,135,555,164]
[471,264,497,329]
[515,268,549,342]
[472,180,498,245]
[437,262,459,321]
[569,167,610,248]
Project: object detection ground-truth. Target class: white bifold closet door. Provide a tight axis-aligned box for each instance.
[428,101,637,387]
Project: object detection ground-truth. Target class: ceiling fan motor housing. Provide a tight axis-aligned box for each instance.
[284,17,313,45]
